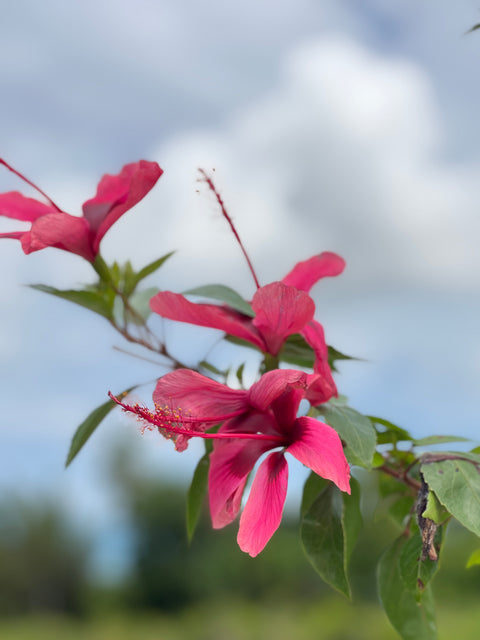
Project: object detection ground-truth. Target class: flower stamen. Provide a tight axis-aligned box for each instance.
[108,392,285,446]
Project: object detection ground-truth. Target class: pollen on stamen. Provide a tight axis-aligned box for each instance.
[109,392,203,452]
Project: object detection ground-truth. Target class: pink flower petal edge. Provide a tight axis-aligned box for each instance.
[301,320,338,405]
[0,159,162,261]
[237,451,289,557]
[150,291,265,349]
[153,369,249,419]
[0,192,56,222]
[288,416,351,493]
[251,282,315,355]
[282,252,346,292]
[83,160,163,253]
[21,213,95,261]
[209,435,274,528]
[248,368,308,412]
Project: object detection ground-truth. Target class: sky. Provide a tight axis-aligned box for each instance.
[1,0,480,575]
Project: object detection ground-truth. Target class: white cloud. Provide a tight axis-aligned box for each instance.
[101,36,480,298]
[3,33,479,395]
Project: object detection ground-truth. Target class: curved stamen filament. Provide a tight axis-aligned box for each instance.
[109,392,285,444]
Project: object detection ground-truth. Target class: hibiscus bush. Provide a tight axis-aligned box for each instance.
[2,157,480,640]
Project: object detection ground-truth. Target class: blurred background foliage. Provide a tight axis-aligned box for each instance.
[1,443,480,639]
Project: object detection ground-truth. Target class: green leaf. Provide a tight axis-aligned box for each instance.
[92,254,114,283]
[280,334,314,368]
[279,337,358,371]
[109,261,121,287]
[387,448,417,467]
[127,287,159,323]
[65,386,137,466]
[198,360,229,377]
[131,251,175,291]
[377,536,437,640]
[466,548,480,568]
[120,260,137,297]
[300,472,328,516]
[466,23,480,35]
[414,435,471,446]
[186,453,210,542]
[399,530,442,599]
[183,284,254,317]
[422,491,450,525]
[235,363,245,386]
[374,475,413,528]
[369,416,413,444]
[301,478,361,598]
[327,345,359,371]
[388,495,415,529]
[319,405,377,469]
[112,295,125,327]
[372,451,384,468]
[446,451,480,463]
[224,335,262,352]
[30,284,114,320]
[421,459,480,537]
[203,430,217,455]
[342,477,362,566]
[378,473,408,498]
[327,394,349,407]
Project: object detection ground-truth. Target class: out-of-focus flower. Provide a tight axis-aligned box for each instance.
[150,252,345,403]
[0,159,162,261]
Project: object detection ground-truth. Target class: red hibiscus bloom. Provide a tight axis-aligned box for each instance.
[150,252,345,404]
[111,367,350,557]
[0,158,162,262]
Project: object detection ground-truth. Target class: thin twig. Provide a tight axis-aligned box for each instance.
[376,463,421,492]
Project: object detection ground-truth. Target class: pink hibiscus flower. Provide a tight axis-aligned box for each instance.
[150,252,344,404]
[110,367,350,557]
[0,158,162,262]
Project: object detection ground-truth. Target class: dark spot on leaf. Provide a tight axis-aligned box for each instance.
[438,470,444,474]
[417,578,425,591]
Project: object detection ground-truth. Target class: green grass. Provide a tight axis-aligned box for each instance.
[4,595,478,640]
[2,594,480,640]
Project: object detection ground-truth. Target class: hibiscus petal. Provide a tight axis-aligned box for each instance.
[219,410,280,436]
[248,369,307,414]
[251,282,315,355]
[301,320,338,405]
[237,451,288,557]
[209,435,273,528]
[21,213,94,261]
[150,291,265,349]
[0,191,57,222]
[0,231,25,240]
[82,160,163,253]
[287,416,351,493]
[282,252,346,292]
[153,369,249,419]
